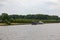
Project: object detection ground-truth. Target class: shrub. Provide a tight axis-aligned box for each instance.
[5,19,11,25]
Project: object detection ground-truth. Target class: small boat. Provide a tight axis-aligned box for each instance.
[38,21,44,24]
[31,21,43,25]
[32,22,38,25]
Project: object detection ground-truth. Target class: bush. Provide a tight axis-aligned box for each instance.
[5,19,11,25]
[11,19,39,23]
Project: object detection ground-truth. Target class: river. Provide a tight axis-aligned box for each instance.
[0,23,60,40]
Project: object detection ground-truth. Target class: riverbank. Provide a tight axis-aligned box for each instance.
[42,20,60,23]
[0,13,60,26]
[0,22,60,26]
[0,23,30,26]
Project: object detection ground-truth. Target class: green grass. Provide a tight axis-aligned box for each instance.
[10,19,39,23]
[0,19,60,26]
[41,20,60,23]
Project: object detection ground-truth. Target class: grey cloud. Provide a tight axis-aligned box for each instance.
[0,0,7,6]
[0,0,60,16]
[45,2,57,5]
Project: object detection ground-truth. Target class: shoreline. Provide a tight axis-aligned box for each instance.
[0,23,31,26]
[0,23,60,26]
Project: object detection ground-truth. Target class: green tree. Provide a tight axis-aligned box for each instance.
[1,13,11,25]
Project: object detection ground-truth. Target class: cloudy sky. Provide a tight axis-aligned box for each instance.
[0,0,60,16]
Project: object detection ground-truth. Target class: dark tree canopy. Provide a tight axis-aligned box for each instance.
[0,13,60,23]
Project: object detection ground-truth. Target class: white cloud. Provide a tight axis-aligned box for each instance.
[0,0,7,5]
[0,0,60,16]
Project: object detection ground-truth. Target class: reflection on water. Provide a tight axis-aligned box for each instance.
[0,23,60,40]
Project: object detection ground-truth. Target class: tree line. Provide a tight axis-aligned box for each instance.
[0,13,60,25]
[9,14,60,20]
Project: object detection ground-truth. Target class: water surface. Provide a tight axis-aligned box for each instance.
[0,23,60,40]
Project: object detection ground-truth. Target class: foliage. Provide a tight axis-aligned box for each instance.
[9,14,59,20]
[0,13,60,24]
[41,20,60,23]
[11,19,39,23]
[1,13,11,25]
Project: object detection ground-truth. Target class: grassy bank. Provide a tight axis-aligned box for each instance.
[10,19,39,23]
[11,19,60,23]
[0,19,60,26]
[41,20,60,23]
[0,23,30,26]
[0,13,60,26]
